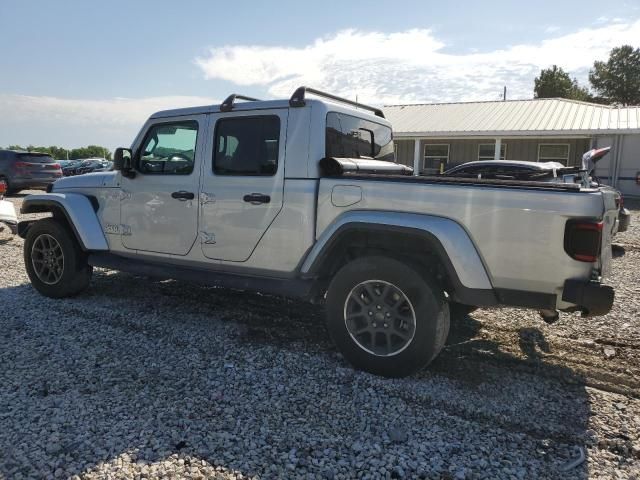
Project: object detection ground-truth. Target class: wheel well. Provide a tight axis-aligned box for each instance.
[310,228,455,296]
[20,204,85,250]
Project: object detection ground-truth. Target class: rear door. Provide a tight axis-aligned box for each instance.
[199,110,288,262]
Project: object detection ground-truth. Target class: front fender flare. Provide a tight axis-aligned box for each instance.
[301,211,494,301]
[19,193,108,251]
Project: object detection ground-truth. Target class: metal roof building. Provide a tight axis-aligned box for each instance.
[383,98,640,197]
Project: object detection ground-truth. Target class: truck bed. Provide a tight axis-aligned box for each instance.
[315,173,614,306]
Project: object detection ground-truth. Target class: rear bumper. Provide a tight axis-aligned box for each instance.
[562,279,614,317]
[618,208,631,233]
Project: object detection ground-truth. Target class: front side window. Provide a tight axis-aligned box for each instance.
[214,116,280,176]
[139,121,198,175]
[326,112,394,161]
[423,144,449,174]
[478,143,507,161]
[538,144,570,164]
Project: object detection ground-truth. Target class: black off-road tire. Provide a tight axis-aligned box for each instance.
[24,218,92,298]
[325,256,450,378]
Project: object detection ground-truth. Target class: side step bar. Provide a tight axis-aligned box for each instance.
[88,253,315,299]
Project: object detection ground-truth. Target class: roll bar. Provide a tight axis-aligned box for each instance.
[289,86,385,118]
[218,87,386,118]
[220,94,262,112]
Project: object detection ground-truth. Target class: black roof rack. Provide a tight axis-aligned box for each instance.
[289,86,385,118]
[220,94,261,112]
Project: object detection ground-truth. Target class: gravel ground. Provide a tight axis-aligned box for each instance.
[0,192,639,480]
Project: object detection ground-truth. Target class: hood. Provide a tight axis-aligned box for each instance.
[53,171,119,190]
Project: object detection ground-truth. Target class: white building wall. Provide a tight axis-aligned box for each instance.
[594,134,640,198]
[618,135,640,198]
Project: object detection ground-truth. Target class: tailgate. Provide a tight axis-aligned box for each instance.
[600,189,618,279]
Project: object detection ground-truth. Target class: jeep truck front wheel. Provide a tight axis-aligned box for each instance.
[24,218,92,298]
[325,256,450,378]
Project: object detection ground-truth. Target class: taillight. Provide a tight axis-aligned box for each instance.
[0,179,6,195]
[636,172,640,185]
[564,220,603,262]
[13,161,29,171]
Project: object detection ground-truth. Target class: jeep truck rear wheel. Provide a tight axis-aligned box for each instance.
[325,256,450,378]
[24,218,92,298]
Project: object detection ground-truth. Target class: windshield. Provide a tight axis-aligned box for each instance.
[326,112,394,161]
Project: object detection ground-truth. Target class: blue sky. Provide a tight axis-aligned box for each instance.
[1,0,639,149]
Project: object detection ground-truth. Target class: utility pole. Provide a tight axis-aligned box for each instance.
[503,86,507,101]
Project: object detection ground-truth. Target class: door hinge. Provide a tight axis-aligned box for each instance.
[200,192,216,205]
[200,231,216,244]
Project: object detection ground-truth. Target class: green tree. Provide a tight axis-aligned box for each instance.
[70,145,111,160]
[534,65,592,101]
[589,45,640,106]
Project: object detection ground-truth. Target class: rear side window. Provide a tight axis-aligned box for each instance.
[138,121,198,175]
[326,112,394,161]
[213,116,280,176]
[16,153,55,163]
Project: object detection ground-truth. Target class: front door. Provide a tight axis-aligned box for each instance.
[199,110,288,262]
[120,116,205,255]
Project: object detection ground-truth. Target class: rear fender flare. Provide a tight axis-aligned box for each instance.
[301,211,495,304]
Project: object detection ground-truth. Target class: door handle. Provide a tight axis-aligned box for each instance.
[243,193,271,205]
[171,191,195,201]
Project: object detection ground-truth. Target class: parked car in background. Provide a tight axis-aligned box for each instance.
[58,160,79,174]
[60,160,82,176]
[442,159,630,233]
[0,149,62,194]
[443,160,574,182]
[65,158,113,176]
[57,160,74,168]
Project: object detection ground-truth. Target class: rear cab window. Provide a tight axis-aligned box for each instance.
[15,153,55,163]
[213,116,280,176]
[325,112,394,161]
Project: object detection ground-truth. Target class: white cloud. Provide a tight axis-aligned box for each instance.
[195,20,640,104]
[0,94,216,149]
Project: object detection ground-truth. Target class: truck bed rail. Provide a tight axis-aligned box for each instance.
[326,172,584,192]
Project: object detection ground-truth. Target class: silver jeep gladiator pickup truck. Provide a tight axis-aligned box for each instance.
[18,87,617,377]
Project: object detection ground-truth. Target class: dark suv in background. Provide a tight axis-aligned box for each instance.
[0,150,62,194]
